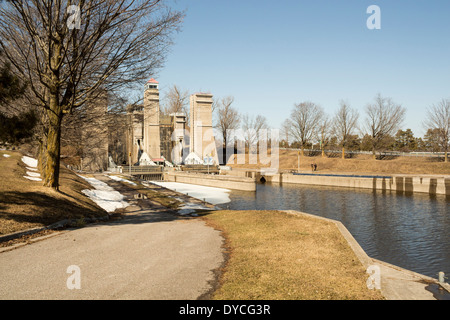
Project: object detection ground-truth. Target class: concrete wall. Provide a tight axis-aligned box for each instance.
[144,87,161,159]
[264,172,449,196]
[189,93,219,164]
[164,172,256,191]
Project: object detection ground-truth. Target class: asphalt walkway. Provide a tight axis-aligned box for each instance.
[0,175,224,300]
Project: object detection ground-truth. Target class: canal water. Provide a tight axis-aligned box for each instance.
[223,182,449,279]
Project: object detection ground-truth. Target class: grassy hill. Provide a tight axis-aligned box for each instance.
[0,150,107,235]
[229,149,450,175]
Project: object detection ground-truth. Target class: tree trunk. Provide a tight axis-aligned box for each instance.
[38,136,47,177]
[445,151,448,163]
[342,147,345,159]
[43,98,63,190]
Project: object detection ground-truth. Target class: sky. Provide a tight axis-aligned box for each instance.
[151,0,450,138]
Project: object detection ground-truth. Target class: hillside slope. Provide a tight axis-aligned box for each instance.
[0,150,107,235]
[229,149,450,175]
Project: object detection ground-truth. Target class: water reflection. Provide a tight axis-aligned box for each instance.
[225,182,449,278]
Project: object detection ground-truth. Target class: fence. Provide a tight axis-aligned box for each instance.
[280,148,446,158]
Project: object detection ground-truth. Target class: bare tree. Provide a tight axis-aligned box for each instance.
[0,0,183,189]
[279,119,291,147]
[423,99,450,162]
[317,115,331,157]
[214,96,240,163]
[332,100,359,159]
[364,94,406,159]
[241,113,269,150]
[162,84,190,123]
[287,101,324,156]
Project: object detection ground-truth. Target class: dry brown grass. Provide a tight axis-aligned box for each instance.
[229,149,450,175]
[202,210,384,300]
[0,150,107,235]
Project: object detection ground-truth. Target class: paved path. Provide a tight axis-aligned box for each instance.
[0,176,224,300]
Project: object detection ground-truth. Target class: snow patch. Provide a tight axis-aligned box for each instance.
[21,156,41,181]
[21,156,38,168]
[184,152,203,165]
[176,201,215,215]
[150,181,231,205]
[78,175,129,212]
[23,176,42,181]
[3,154,11,158]
[107,175,137,186]
[26,171,41,177]
[139,152,156,166]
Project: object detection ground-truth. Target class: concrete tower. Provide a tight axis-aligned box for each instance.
[189,93,218,164]
[143,78,161,159]
[126,104,144,165]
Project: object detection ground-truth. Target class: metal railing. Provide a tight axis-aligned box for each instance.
[280,148,446,158]
[118,165,164,174]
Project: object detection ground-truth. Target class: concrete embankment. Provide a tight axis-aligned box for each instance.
[222,168,449,196]
[283,209,449,300]
[264,172,449,196]
[164,171,256,191]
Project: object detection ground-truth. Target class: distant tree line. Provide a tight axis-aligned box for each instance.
[281,94,450,162]
[174,90,448,164]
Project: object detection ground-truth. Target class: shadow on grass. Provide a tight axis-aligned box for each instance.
[0,191,106,228]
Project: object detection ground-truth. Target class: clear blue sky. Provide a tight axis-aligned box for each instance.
[153,0,450,138]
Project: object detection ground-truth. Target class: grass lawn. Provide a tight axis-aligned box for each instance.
[0,150,107,235]
[202,210,384,300]
[229,149,450,175]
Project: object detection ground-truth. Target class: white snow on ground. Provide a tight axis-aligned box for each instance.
[3,154,10,158]
[150,181,231,205]
[177,203,215,215]
[21,156,38,168]
[23,176,42,181]
[78,175,129,212]
[184,152,203,165]
[170,196,215,215]
[107,175,137,186]
[21,156,41,181]
[26,171,41,177]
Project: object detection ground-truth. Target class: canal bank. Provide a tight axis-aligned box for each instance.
[220,168,450,196]
[164,171,256,191]
[282,210,449,300]
[265,172,450,196]
[162,166,450,196]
